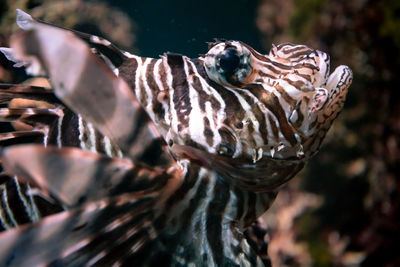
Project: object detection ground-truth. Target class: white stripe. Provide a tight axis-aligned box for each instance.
[122,51,137,58]
[153,59,166,91]
[78,115,87,150]
[153,59,171,128]
[0,187,12,229]
[104,136,113,157]
[222,187,239,224]
[238,89,274,146]
[134,57,144,103]
[163,55,179,134]
[226,88,262,154]
[90,35,111,46]
[87,122,97,153]
[56,116,63,148]
[186,59,226,111]
[185,59,227,144]
[221,189,243,262]
[86,251,107,266]
[194,169,217,266]
[186,64,209,151]
[141,59,156,120]
[25,183,41,221]
[14,177,39,222]
[167,163,204,220]
[205,101,220,148]
[1,185,18,227]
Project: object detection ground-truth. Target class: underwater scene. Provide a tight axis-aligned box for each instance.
[0,0,399,266]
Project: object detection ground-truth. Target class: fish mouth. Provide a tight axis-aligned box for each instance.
[171,144,305,192]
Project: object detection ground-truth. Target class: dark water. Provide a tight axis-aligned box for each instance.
[104,0,263,58]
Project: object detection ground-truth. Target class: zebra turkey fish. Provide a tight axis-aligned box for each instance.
[0,9,352,266]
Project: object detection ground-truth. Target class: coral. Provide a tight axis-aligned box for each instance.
[256,0,400,266]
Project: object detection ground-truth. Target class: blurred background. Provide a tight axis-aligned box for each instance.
[0,0,399,266]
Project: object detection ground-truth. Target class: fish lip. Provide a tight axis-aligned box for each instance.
[171,144,305,192]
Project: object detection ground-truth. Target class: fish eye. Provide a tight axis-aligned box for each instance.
[204,41,252,87]
[219,48,241,73]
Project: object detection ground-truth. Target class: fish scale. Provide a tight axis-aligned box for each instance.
[0,9,352,266]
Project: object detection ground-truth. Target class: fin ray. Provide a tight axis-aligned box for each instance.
[0,194,157,266]
[1,145,136,207]
[8,19,175,168]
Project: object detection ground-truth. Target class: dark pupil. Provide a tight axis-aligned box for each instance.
[219,48,240,73]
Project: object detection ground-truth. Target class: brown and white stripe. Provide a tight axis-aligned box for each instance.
[0,9,352,266]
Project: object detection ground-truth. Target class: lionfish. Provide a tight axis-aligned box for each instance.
[0,10,352,266]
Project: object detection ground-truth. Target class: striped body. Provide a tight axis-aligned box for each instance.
[0,84,122,230]
[0,10,352,266]
[118,41,351,162]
